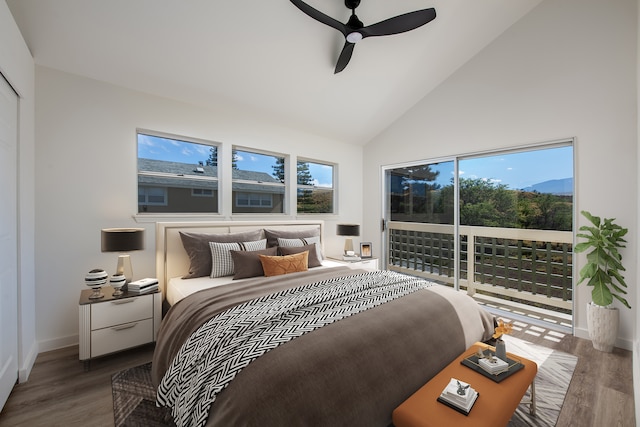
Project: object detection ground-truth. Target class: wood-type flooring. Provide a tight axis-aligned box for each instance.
[0,319,635,426]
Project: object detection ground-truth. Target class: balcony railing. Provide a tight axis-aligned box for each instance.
[387,221,573,313]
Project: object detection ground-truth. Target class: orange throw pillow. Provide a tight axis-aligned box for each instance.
[259,251,309,277]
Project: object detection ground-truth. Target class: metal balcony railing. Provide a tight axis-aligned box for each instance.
[387,221,573,313]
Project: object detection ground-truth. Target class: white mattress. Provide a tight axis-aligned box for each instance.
[167,259,346,306]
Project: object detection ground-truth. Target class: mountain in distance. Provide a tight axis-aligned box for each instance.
[521,177,573,196]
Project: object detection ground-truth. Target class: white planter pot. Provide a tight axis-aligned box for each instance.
[586,302,619,352]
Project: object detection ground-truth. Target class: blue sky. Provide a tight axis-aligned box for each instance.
[138,134,333,187]
[430,145,573,189]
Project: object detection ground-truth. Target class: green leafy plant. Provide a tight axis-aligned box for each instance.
[575,210,630,308]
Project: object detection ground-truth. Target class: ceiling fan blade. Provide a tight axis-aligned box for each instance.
[360,8,436,38]
[290,0,347,36]
[334,42,356,74]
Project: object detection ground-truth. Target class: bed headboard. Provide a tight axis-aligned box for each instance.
[155,220,324,297]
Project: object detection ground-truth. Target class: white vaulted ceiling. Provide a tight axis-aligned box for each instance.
[7,0,542,144]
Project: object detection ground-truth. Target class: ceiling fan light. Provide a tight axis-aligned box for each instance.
[346,32,363,43]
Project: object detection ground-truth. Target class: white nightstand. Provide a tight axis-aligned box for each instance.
[328,257,379,271]
[78,286,161,364]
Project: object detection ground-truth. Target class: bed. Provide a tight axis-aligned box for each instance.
[151,221,495,427]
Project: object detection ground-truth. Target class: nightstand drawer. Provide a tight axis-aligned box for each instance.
[91,318,153,357]
[355,258,379,270]
[91,294,152,329]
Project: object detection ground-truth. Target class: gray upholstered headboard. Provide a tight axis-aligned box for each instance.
[155,220,324,297]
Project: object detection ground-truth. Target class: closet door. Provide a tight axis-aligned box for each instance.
[0,73,18,409]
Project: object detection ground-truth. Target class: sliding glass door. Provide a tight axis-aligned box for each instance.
[383,142,574,328]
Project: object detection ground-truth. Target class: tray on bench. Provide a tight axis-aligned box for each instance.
[461,349,523,383]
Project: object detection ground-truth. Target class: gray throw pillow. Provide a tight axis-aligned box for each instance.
[230,247,278,280]
[179,230,262,279]
[278,244,322,268]
[264,228,320,248]
[277,236,323,266]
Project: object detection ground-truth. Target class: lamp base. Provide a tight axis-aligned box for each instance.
[116,254,134,283]
[343,238,354,255]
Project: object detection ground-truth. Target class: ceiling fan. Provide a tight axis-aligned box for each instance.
[290,0,437,74]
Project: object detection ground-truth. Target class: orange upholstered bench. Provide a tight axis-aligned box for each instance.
[393,342,537,427]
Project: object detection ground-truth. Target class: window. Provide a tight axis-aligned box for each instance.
[232,148,286,214]
[297,160,334,214]
[235,192,273,208]
[192,188,214,197]
[137,131,219,214]
[138,186,167,206]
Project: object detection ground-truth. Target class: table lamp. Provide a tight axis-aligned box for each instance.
[336,224,360,256]
[101,228,145,288]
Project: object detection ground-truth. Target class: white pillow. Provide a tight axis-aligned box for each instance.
[277,236,323,266]
[209,239,267,278]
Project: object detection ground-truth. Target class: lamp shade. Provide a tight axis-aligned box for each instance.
[101,228,145,252]
[336,224,360,237]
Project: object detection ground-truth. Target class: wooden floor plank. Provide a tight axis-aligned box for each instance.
[0,325,635,426]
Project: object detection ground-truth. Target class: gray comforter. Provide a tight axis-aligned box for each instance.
[152,267,494,427]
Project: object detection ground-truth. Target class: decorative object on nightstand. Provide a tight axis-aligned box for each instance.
[336,224,360,259]
[85,268,108,299]
[101,228,145,284]
[109,274,127,297]
[128,278,159,295]
[360,242,372,258]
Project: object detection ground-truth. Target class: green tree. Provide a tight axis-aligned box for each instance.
[390,165,442,222]
[205,146,217,166]
[297,162,313,185]
[459,178,517,227]
[232,149,239,170]
[272,158,285,181]
[295,162,315,211]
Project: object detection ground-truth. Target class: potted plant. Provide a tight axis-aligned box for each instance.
[575,210,630,352]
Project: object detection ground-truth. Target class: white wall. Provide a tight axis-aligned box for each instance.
[364,0,637,350]
[35,67,363,350]
[0,1,37,380]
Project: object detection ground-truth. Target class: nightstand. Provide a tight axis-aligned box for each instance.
[328,257,379,271]
[78,286,161,364]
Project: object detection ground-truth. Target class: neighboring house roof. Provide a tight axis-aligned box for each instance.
[138,158,217,177]
[138,158,284,193]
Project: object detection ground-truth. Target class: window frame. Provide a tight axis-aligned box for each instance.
[137,129,221,215]
[231,146,287,215]
[138,186,168,206]
[296,158,336,215]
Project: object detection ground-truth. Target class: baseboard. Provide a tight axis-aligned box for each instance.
[573,326,633,351]
[18,340,38,383]
[634,340,640,427]
[37,334,78,354]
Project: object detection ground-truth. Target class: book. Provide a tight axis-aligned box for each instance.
[128,278,158,289]
[437,378,479,415]
[342,255,362,261]
[128,284,158,294]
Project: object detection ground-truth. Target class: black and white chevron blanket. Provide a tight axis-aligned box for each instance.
[156,270,432,427]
